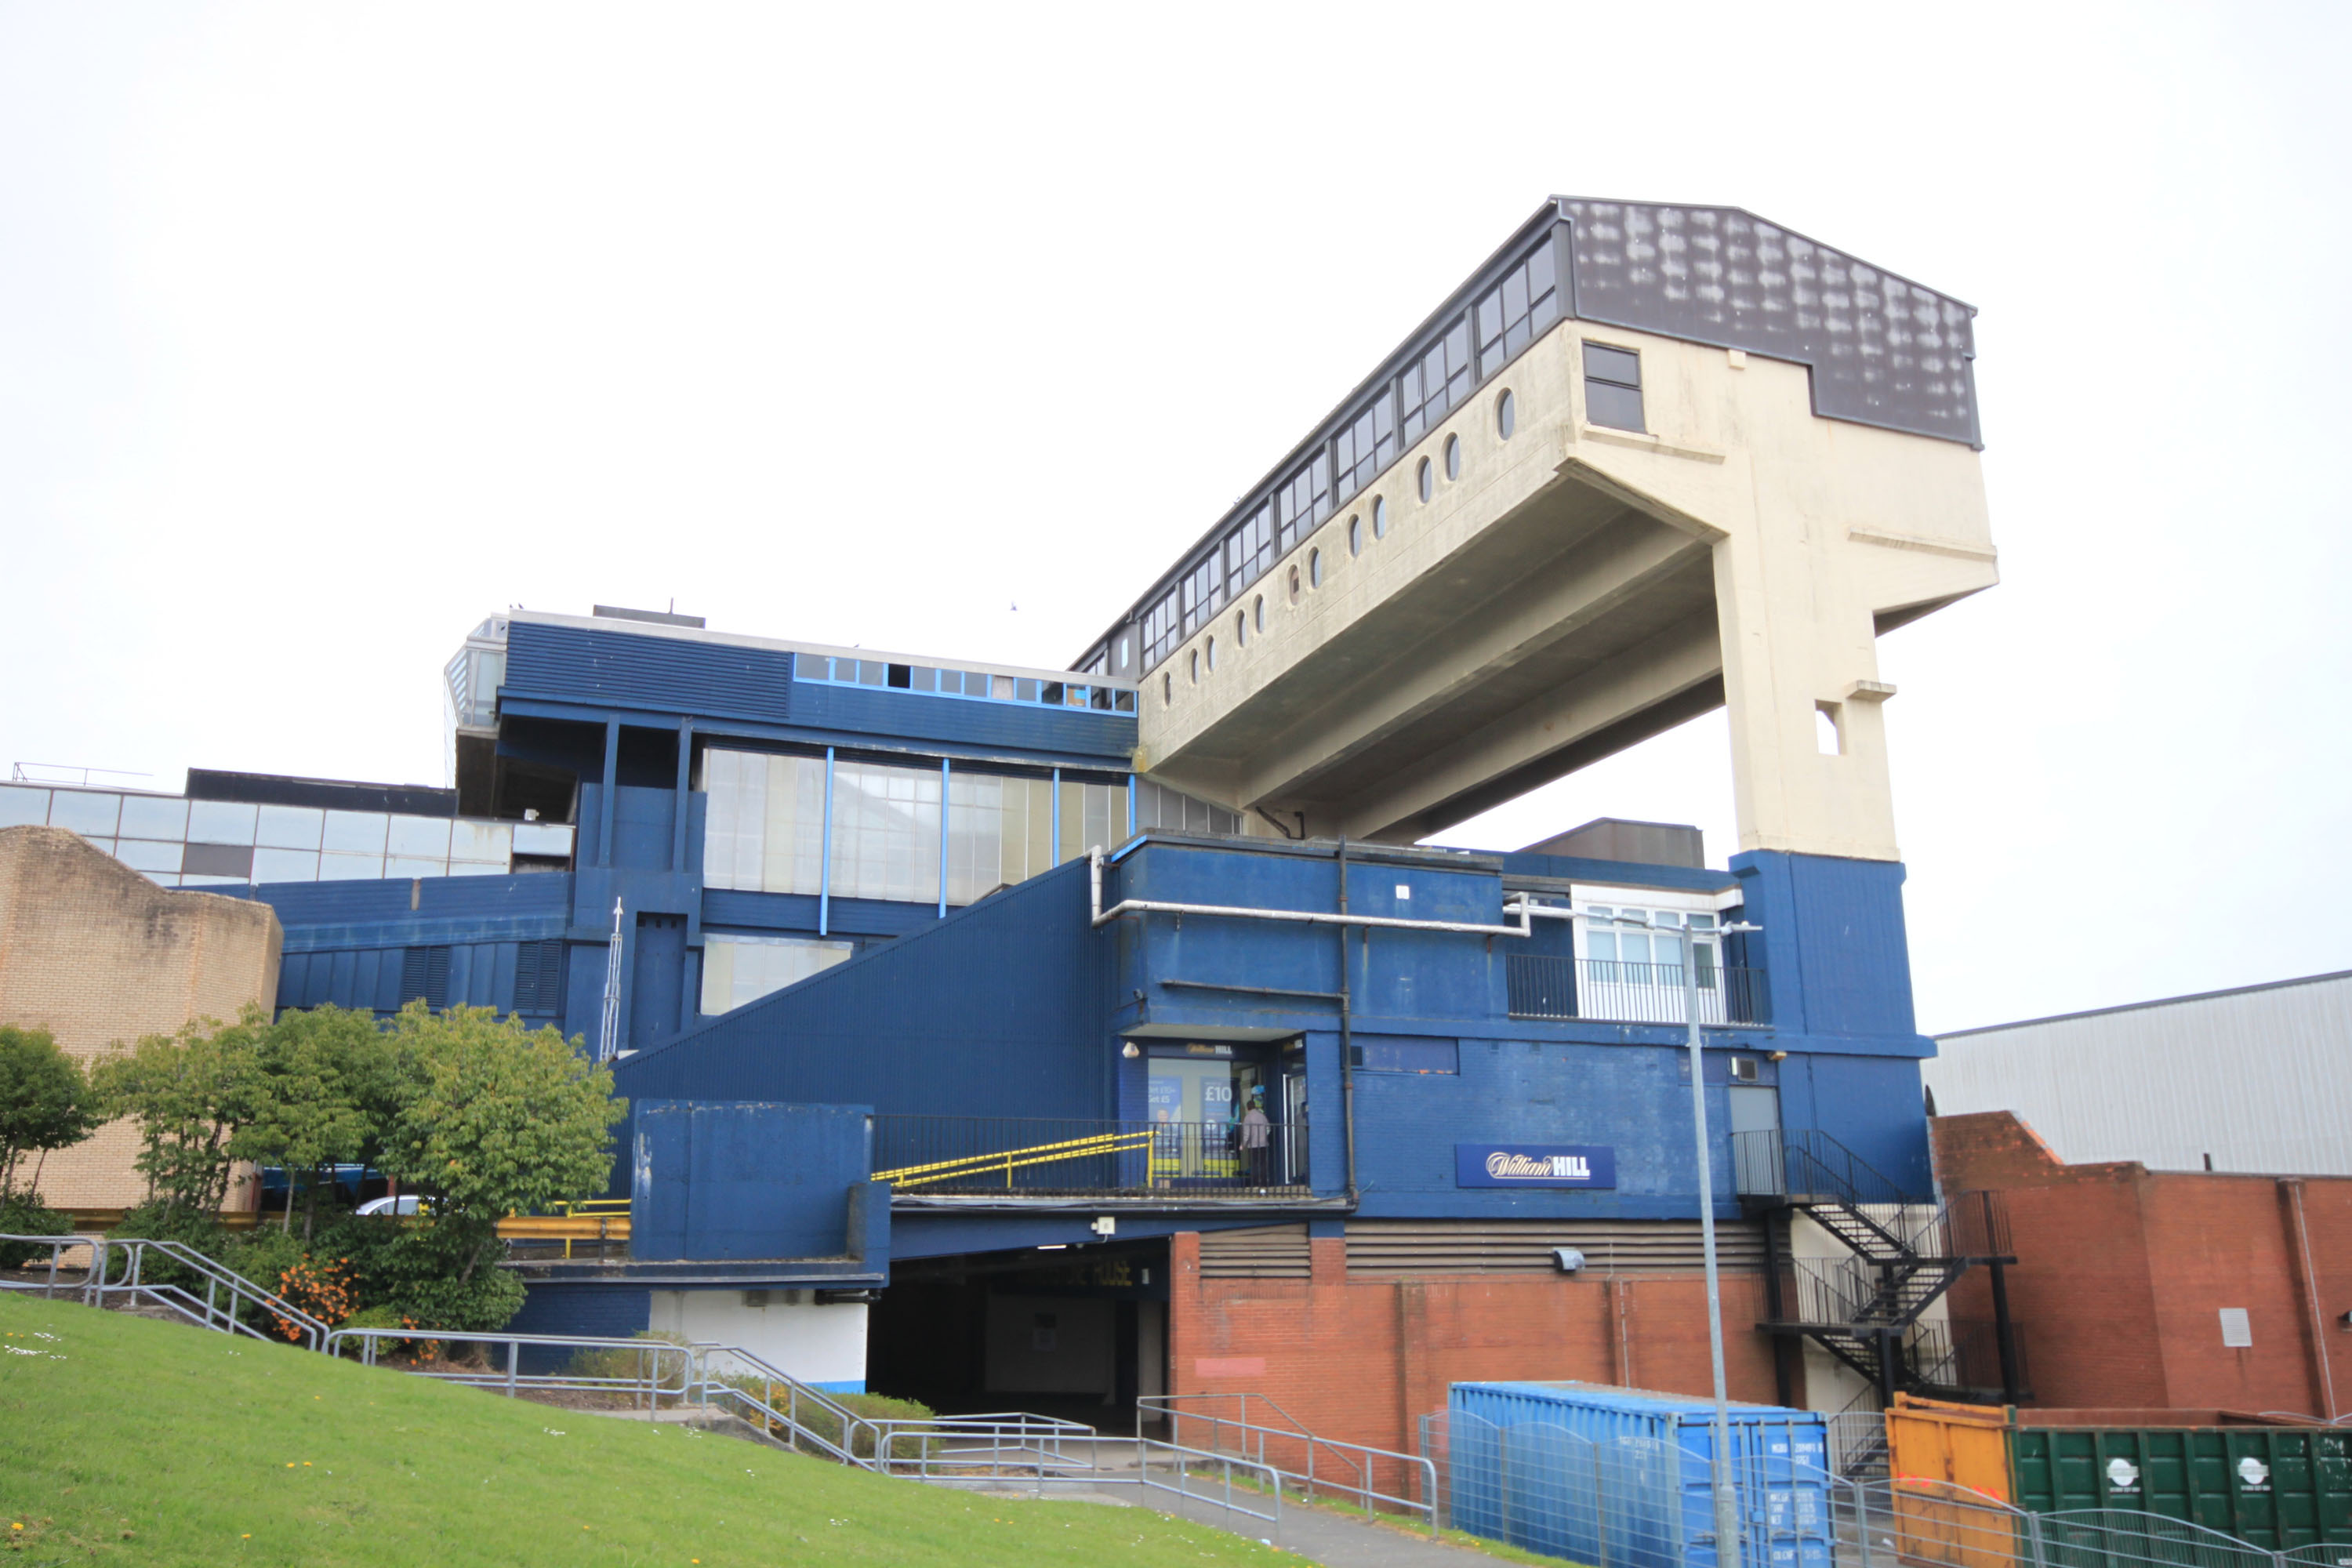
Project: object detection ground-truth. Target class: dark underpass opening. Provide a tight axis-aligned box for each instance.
[866,1239,1171,1430]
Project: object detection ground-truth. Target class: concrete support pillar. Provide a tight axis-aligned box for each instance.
[1711,524,1901,862]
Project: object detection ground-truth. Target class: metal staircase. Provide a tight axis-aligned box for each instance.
[1733,1130,2027,1407]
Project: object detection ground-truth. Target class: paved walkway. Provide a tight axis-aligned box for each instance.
[918,1436,1501,1566]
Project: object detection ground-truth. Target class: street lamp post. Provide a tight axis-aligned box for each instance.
[1591,907,1761,1568]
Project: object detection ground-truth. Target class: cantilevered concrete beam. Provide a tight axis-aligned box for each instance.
[1134,316,1994,861]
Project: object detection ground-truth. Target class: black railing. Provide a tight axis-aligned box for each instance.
[1915,1316,2030,1396]
[1505,955,1768,1025]
[1730,1127,1934,1206]
[870,1116,1312,1199]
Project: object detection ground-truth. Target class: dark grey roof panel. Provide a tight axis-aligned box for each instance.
[1559,201,1979,447]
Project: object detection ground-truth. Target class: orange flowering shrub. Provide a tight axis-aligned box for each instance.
[273,1255,357,1341]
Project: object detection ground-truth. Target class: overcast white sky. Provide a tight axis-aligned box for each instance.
[3,3,2347,1034]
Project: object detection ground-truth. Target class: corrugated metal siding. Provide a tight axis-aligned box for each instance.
[505,621,794,724]
[275,938,564,1019]
[1198,1224,1310,1279]
[1926,973,2352,1174]
[1345,1218,1766,1276]
[788,684,1135,761]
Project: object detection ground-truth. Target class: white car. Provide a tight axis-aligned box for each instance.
[354,1195,425,1217]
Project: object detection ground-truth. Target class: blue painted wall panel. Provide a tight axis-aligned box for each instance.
[216,873,572,951]
[633,1101,873,1261]
[1731,851,1922,1042]
[505,621,795,724]
[616,858,1112,1120]
[505,1284,652,1370]
[788,683,1134,760]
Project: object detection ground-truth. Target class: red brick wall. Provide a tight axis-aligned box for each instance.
[1933,1112,2352,1417]
[1166,1230,1784,1459]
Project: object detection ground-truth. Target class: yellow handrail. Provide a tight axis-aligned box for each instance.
[876,1130,1159,1190]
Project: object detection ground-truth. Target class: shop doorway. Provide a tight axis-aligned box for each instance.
[1143,1039,1305,1189]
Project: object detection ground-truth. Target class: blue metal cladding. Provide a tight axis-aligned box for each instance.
[615,858,1113,1120]
[786,683,1135,762]
[225,873,574,1023]
[274,939,567,1022]
[503,621,795,724]
[1730,851,1922,1043]
[631,1102,872,1261]
[1446,1381,1830,1568]
[217,872,572,946]
[1114,840,1507,1025]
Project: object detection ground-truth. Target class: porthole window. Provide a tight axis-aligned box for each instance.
[1348,515,1363,556]
[1497,389,1516,440]
[1288,564,1301,604]
[1206,636,1216,672]
[1234,609,1247,648]
[1443,434,1461,481]
[1189,649,1200,684]
[1254,594,1265,632]
[1417,457,1432,502]
[1372,495,1388,539]
[1308,548,1323,589]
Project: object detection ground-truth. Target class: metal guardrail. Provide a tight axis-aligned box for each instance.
[1731,1127,1933,1207]
[321,1327,875,1465]
[1506,954,1769,1026]
[1140,1390,1439,1535]
[2,1232,332,1350]
[858,1416,1286,1538]
[871,1115,1312,1197]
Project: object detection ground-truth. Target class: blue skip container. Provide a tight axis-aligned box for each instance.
[1446,1381,1831,1568]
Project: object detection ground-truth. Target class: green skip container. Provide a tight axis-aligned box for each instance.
[1889,1395,2352,1552]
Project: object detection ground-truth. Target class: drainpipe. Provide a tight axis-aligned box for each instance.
[1338,836,1357,1203]
[2281,1178,2338,1419]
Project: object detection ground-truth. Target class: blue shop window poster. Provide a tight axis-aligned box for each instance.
[1454,1144,1617,1189]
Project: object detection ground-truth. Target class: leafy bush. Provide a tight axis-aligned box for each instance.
[560,1329,694,1393]
[714,1376,935,1457]
[105,1200,234,1289]
[0,1191,76,1269]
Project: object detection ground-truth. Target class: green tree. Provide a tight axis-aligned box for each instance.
[0,1026,102,1200]
[379,1002,624,1289]
[91,1007,270,1217]
[233,1005,395,1240]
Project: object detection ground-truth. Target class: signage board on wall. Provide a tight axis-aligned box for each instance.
[1454,1144,1617,1189]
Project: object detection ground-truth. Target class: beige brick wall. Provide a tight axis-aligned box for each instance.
[0,825,281,1208]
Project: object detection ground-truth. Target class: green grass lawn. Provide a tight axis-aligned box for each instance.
[0,1293,1284,1566]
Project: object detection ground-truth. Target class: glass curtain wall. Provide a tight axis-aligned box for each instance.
[700,932,854,1014]
[702,749,1129,909]
[701,750,827,895]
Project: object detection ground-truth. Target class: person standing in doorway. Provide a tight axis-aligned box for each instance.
[1239,1090,1271,1186]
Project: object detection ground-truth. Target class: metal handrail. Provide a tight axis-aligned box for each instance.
[0,1232,108,1302]
[858,1416,1286,1537]
[325,1326,699,1409]
[875,1129,1159,1189]
[88,1235,333,1350]
[1139,1390,1440,1534]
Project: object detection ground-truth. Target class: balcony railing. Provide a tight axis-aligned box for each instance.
[870,1116,1313,1200]
[1505,954,1768,1025]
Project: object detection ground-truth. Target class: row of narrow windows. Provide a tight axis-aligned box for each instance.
[1143,340,1647,704]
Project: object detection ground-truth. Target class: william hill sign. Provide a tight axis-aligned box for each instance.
[1455,1144,1617,1189]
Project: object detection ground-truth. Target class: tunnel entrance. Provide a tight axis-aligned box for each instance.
[865,1239,1170,1430]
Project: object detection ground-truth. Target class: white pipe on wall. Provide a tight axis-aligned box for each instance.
[1087,846,1534,939]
